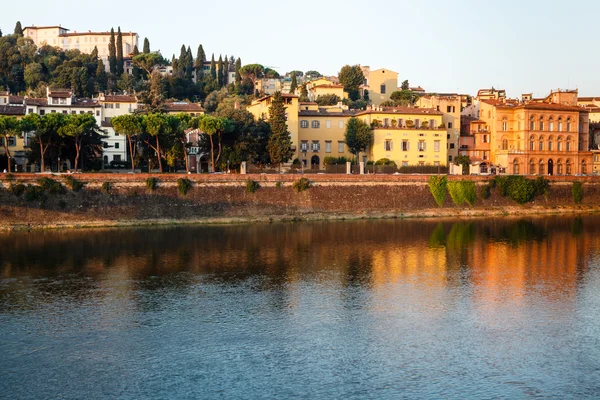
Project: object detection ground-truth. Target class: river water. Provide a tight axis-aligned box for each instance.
[1,217,600,399]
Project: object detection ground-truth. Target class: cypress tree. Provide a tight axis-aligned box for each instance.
[108,28,117,75]
[132,45,141,79]
[177,44,187,76]
[194,44,206,77]
[14,21,23,36]
[210,54,216,79]
[96,59,108,92]
[223,55,229,86]
[289,72,297,94]
[185,46,193,80]
[91,46,98,60]
[235,57,242,83]
[0,28,3,37]
[267,91,294,170]
[143,37,150,53]
[217,55,224,87]
[116,27,124,76]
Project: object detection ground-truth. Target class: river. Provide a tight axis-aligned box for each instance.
[1,217,600,399]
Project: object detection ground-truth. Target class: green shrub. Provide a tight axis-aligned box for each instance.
[64,176,84,192]
[102,182,112,194]
[275,181,282,189]
[493,175,542,204]
[447,181,465,206]
[374,158,396,166]
[462,181,477,206]
[572,182,583,204]
[58,200,67,209]
[24,185,46,202]
[37,177,66,194]
[10,183,25,196]
[323,156,337,166]
[479,183,491,200]
[246,179,260,193]
[428,176,447,207]
[146,177,157,192]
[177,178,192,195]
[292,177,311,192]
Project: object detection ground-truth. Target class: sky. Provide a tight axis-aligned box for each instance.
[2,0,599,97]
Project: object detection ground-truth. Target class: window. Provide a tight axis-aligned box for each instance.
[582,160,587,174]
[503,122,508,131]
[114,155,121,162]
[62,110,68,115]
[80,111,85,114]
[502,139,508,150]
[115,103,120,109]
[529,159,535,174]
[548,136,554,151]
[566,138,572,151]
[338,141,344,153]
[558,137,563,151]
[557,160,563,175]
[539,139,543,151]
[539,121,544,131]
[380,84,386,94]
[8,136,16,146]
[418,141,426,151]
[447,106,452,113]
[434,140,440,152]
[448,122,453,129]
[384,140,392,151]
[96,110,100,116]
[549,121,554,131]
[40,110,45,116]
[449,143,455,149]
[28,108,33,114]
[567,119,571,132]
[558,120,563,132]
[301,141,308,152]
[52,98,58,105]
[566,160,572,174]
[115,143,120,149]
[402,161,408,167]
[338,120,344,129]
[326,120,331,129]
[513,160,520,174]
[311,141,320,152]
[312,120,320,128]
[402,140,409,151]
[300,120,308,128]
[325,141,331,153]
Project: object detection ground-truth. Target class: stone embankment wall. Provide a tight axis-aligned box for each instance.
[0,173,599,229]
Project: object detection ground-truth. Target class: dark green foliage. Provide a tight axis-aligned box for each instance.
[10,183,25,196]
[533,176,549,197]
[116,27,124,76]
[37,177,65,194]
[448,180,477,206]
[344,117,373,163]
[246,179,260,193]
[479,183,491,200]
[453,155,471,175]
[428,176,447,207]
[14,21,23,36]
[275,181,282,189]
[146,177,157,191]
[374,158,396,166]
[143,37,150,53]
[572,182,583,204]
[24,185,46,202]
[316,94,341,106]
[338,65,364,100]
[58,200,67,209]
[267,92,294,166]
[292,177,311,192]
[102,182,112,194]
[108,28,117,75]
[64,176,84,192]
[323,156,349,165]
[289,72,297,93]
[493,175,543,204]
[177,178,192,195]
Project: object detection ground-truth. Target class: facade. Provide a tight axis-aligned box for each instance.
[297,104,355,168]
[360,67,399,106]
[97,94,138,164]
[416,94,461,162]
[309,84,346,102]
[355,107,446,167]
[474,90,592,175]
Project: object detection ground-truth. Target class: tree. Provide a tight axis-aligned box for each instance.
[132,52,162,76]
[194,44,206,77]
[289,72,297,94]
[454,155,471,175]
[142,113,169,173]
[217,55,224,87]
[95,59,108,92]
[108,28,117,76]
[111,114,143,172]
[22,113,65,172]
[344,117,373,164]
[143,37,150,53]
[116,27,124,76]
[197,115,232,172]
[0,28,3,37]
[234,57,242,84]
[401,79,409,90]
[210,54,216,79]
[239,64,264,90]
[24,62,43,88]
[338,65,364,101]
[58,114,100,172]
[0,116,22,172]
[316,94,340,106]
[166,113,191,173]
[14,21,23,36]
[305,70,322,80]
[389,90,419,106]
[267,92,294,170]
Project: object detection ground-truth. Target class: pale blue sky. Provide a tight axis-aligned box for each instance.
[2,0,597,97]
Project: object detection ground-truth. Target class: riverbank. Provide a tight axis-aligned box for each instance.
[1,173,599,230]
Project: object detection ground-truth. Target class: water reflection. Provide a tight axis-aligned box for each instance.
[1,216,600,398]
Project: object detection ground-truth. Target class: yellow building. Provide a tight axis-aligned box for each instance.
[309,84,346,102]
[0,92,27,171]
[360,67,399,106]
[297,104,354,168]
[416,94,461,163]
[247,93,300,158]
[355,106,446,167]
[477,89,592,175]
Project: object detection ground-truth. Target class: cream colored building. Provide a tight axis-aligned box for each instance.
[360,66,399,105]
[355,107,446,167]
[23,25,138,73]
[416,94,461,163]
[309,84,346,102]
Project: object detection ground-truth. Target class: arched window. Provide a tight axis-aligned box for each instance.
[502,137,508,150]
[582,160,587,175]
[539,135,544,151]
[529,158,536,175]
[557,159,563,175]
[548,116,554,132]
[566,117,572,132]
[530,134,536,150]
[502,116,508,131]
[539,159,545,175]
[579,118,584,134]
[513,159,520,175]
[558,117,563,132]
[566,159,572,175]
[557,136,563,151]
[539,116,545,131]
[516,135,521,150]
[530,115,536,130]
[548,135,554,151]
[566,136,572,151]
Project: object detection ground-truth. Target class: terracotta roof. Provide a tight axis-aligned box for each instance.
[254,93,299,102]
[9,95,24,104]
[298,110,356,117]
[578,97,600,102]
[521,103,588,112]
[71,99,99,107]
[166,102,204,112]
[48,90,72,98]
[0,105,26,116]
[101,95,137,103]
[24,26,69,31]
[25,98,48,106]
[59,31,137,37]
[0,91,8,96]
[312,84,344,89]
[299,102,317,105]
[355,106,443,116]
